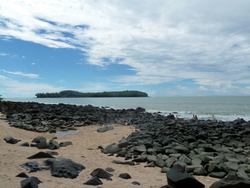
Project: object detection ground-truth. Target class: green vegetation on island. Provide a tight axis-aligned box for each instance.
[35,90,148,98]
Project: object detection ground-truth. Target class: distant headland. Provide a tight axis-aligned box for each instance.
[35,90,148,98]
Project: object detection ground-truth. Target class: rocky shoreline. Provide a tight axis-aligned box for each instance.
[1,101,250,187]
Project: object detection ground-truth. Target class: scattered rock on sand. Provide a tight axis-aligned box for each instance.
[27,152,55,159]
[97,126,114,133]
[90,168,113,179]
[20,176,42,188]
[43,158,85,179]
[16,172,29,178]
[4,136,20,144]
[83,176,103,186]
[119,173,132,179]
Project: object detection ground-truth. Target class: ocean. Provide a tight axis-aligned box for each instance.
[3,96,250,122]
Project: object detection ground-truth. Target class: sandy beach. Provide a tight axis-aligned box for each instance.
[0,113,219,188]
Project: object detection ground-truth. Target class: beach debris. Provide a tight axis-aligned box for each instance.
[4,136,20,144]
[20,176,42,188]
[83,176,103,186]
[119,173,131,179]
[43,158,85,179]
[27,152,54,159]
[167,165,205,188]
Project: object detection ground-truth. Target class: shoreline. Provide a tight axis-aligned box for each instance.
[1,101,250,187]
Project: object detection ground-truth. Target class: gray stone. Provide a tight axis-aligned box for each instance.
[20,176,42,188]
[43,158,85,179]
[210,175,250,188]
[167,165,205,188]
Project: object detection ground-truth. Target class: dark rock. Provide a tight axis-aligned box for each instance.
[4,136,20,144]
[97,126,114,133]
[47,139,60,150]
[20,176,42,188]
[21,161,45,173]
[20,142,30,147]
[119,173,131,179]
[132,181,141,185]
[84,176,103,185]
[59,141,73,147]
[167,165,205,188]
[102,143,121,154]
[36,142,47,149]
[27,152,54,159]
[106,167,115,172]
[45,151,59,156]
[90,168,113,179]
[16,172,29,178]
[112,160,135,166]
[43,158,85,178]
[210,175,250,188]
[209,172,227,178]
[32,136,46,144]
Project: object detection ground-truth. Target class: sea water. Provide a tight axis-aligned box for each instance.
[4,96,250,121]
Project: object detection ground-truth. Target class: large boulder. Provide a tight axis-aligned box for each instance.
[167,165,205,188]
[210,175,250,188]
[43,158,85,179]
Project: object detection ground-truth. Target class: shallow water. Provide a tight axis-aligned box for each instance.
[47,130,86,138]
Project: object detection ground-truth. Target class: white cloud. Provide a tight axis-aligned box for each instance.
[2,70,39,79]
[0,0,250,95]
[0,77,63,97]
[0,53,10,56]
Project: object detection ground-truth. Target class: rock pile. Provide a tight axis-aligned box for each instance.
[102,118,250,179]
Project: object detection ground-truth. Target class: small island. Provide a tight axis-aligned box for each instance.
[35,90,148,98]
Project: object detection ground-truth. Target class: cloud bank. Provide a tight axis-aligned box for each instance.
[1,0,250,96]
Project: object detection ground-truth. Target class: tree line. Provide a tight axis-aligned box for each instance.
[35,90,148,98]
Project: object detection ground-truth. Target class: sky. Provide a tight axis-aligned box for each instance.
[1,0,250,98]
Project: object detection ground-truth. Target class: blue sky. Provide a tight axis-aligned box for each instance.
[1,0,250,97]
